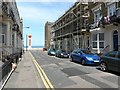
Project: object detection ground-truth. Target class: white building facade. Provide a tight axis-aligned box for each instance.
[90,2,120,54]
[0,0,23,63]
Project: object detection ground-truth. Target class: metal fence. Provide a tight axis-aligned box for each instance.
[0,47,22,88]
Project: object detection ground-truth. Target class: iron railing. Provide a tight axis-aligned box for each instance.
[0,47,22,87]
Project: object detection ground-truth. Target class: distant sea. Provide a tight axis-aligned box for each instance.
[24,46,44,48]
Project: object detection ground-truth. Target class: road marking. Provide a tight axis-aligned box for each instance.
[29,52,54,90]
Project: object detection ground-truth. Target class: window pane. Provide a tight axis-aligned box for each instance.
[99,42,104,48]
[93,42,97,48]
[99,33,104,41]
[93,34,97,41]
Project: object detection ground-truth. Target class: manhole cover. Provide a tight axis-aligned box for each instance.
[61,67,89,76]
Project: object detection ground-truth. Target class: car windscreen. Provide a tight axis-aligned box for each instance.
[81,50,94,55]
[61,50,66,52]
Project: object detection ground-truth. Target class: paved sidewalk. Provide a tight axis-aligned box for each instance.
[4,51,44,88]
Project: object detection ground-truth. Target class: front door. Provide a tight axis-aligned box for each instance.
[113,30,118,51]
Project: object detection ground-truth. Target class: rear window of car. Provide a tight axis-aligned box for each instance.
[81,50,94,55]
[73,50,77,53]
[61,50,66,52]
[118,52,120,58]
[108,51,117,57]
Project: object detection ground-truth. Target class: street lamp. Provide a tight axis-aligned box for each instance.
[23,26,30,51]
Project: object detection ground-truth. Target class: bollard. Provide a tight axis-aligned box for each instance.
[12,63,17,71]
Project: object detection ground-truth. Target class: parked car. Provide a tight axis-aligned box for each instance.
[70,49,100,65]
[43,48,47,51]
[99,51,120,73]
[55,50,69,58]
[47,48,56,56]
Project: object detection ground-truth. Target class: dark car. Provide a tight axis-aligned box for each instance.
[47,48,56,56]
[70,49,100,65]
[99,51,120,73]
[55,50,69,58]
[43,48,47,51]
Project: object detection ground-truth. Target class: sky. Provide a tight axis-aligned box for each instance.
[16,1,76,47]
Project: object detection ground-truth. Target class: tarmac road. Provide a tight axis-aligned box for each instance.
[30,50,120,89]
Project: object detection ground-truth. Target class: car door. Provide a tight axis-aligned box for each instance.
[107,51,117,71]
[115,52,120,72]
[76,50,83,62]
[72,50,79,61]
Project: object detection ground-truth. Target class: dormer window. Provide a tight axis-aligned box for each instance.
[92,4,102,24]
[94,10,101,23]
[107,2,116,16]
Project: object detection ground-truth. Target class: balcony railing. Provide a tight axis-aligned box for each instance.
[101,14,120,25]
[89,22,100,29]
[2,2,8,16]
[12,24,19,32]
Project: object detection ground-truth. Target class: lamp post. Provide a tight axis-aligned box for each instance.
[24,26,30,51]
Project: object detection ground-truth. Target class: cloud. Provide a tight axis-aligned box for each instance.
[17,3,72,23]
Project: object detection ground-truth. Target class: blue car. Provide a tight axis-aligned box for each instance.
[70,49,100,65]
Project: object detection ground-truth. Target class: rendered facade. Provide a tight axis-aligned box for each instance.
[0,0,23,65]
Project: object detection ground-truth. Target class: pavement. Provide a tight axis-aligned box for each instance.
[4,51,44,88]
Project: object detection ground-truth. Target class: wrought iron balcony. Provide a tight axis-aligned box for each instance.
[2,2,8,16]
[101,14,120,25]
[12,24,19,32]
[89,22,100,29]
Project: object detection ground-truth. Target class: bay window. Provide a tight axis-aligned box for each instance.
[107,3,116,16]
[92,33,104,49]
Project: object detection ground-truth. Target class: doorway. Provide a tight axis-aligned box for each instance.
[113,30,118,51]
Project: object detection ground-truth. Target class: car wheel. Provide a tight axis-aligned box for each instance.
[100,62,107,71]
[81,59,85,65]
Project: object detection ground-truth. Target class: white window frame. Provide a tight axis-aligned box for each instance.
[92,34,97,48]
[107,2,116,16]
[99,33,104,48]
[94,10,101,23]
[92,33,104,49]
[92,4,102,23]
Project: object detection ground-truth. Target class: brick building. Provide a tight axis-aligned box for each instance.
[52,1,120,53]
[45,21,54,50]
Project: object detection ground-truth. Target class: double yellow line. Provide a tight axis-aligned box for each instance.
[29,52,54,90]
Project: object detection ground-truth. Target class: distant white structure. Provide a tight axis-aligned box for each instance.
[27,34,32,49]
